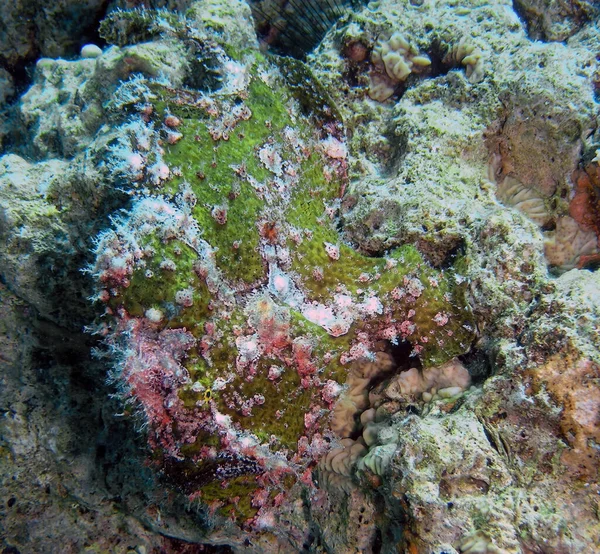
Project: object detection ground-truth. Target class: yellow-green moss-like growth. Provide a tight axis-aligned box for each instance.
[93,48,475,521]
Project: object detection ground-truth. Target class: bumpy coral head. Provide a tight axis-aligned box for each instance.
[92,42,475,524]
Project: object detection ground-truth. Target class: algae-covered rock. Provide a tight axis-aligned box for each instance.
[19,39,191,159]
[1,0,600,551]
[90,28,476,524]
[303,0,600,551]
[309,0,599,274]
[386,410,516,553]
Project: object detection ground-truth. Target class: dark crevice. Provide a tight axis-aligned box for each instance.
[428,236,467,270]
[459,347,492,383]
[0,60,33,104]
[301,486,327,554]
[380,127,408,177]
[511,0,596,43]
[162,537,233,553]
[372,528,383,554]
[0,0,112,102]
[482,424,500,454]
[60,0,111,59]
[372,488,406,551]
[248,0,366,59]
[341,37,371,86]
[511,0,535,38]
[578,256,600,271]
[182,40,224,92]
[389,340,422,373]
[424,39,454,79]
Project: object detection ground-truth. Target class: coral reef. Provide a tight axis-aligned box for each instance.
[382,358,471,402]
[306,0,600,550]
[1,0,600,552]
[441,36,484,84]
[368,32,431,101]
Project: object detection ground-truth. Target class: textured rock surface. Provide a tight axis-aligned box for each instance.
[306,0,600,550]
[0,283,155,553]
[311,0,600,273]
[513,0,597,42]
[0,0,106,71]
[0,0,599,552]
[0,0,195,75]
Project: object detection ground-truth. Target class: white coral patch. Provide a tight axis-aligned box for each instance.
[223,60,249,92]
[235,334,261,365]
[302,302,337,328]
[360,296,383,316]
[322,136,347,159]
[258,144,283,176]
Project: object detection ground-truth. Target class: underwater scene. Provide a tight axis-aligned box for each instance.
[1,0,600,552]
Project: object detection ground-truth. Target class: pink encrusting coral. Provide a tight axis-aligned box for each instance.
[115,319,207,456]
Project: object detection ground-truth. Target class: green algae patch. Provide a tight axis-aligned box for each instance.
[151,61,315,286]
[198,476,260,520]
[113,236,212,329]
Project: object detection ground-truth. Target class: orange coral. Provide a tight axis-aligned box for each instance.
[258,220,280,244]
[570,164,600,267]
[527,351,600,480]
[571,164,600,236]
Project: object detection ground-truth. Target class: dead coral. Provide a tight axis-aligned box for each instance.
[359,441,397,477]
[316,437,368,493]
[485,90,595,272]
[329,351,395,438]
[490,169,598,273]
[495,175,549,227]
[486,95,583,199]
[382,358,471,404]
